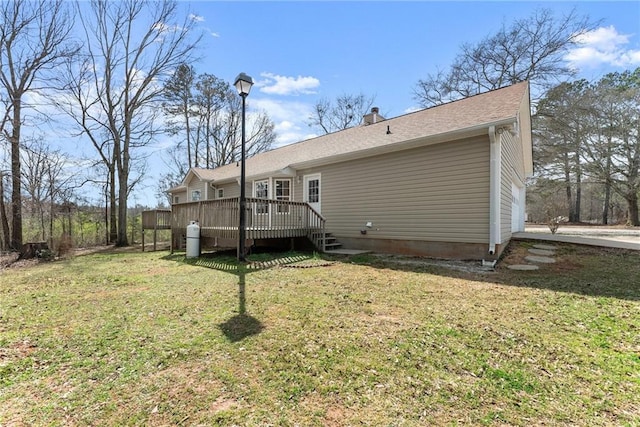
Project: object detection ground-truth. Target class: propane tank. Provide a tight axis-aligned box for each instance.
[186,220,200,258]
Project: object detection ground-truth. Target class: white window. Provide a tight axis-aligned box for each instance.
[174,196,180,204]
[254,180,269,214]
[275,179,291,213]
[191,190,201,201]
[217,188,224,199]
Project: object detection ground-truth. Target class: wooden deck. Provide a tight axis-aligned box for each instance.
[141,209,171,251]
[166,198,326,253]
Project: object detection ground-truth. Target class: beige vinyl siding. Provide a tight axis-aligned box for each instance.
[216,182,240,198]
[297,135,490,243]
[185,177,207,202]
[500,130,526,241]
[172,190,187,204]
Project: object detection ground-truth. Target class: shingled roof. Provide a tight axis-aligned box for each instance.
[180,81,530,185]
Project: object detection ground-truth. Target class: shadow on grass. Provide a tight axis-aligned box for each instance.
[324,241,640,301]
[162,249,317,342]
[218,269,264,342]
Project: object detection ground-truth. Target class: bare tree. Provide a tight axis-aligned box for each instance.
[20,138,75,242]
[193,73,229,168]
[63,0,199,246]
[162,71,276,174]
[163,63,196,168]
[0,0,77,250]
[414,8,597,107]
[208,88,275,167]
[583,69,640,225]
[308,93,376,134]
[534,80,592,222]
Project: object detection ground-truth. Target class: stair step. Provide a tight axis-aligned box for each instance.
[311,233,335,239]
[309,230,342,252]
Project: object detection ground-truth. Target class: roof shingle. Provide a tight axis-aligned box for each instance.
[186,81,529,184]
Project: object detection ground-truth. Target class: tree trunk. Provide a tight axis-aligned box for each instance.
[0,174,10,251]
[573,141,582,223]
[104,182,109,244]
[626,191,640,226]
[109,163,117,244]
[602,181,611,225]
[10,101,23,250]
[563,153,574,221]
[115,131,128,247]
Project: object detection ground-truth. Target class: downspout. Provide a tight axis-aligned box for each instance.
[488,126,501,255]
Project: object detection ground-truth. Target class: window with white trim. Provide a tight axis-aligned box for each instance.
[275,179,291,213]
[191,190,201,201]
[254,180,269,214]
[174,196,180,204]
[218,188,224,199]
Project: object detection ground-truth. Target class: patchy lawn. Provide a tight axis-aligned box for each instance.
[1,242,639,426]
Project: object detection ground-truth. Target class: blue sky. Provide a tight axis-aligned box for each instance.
[57,1,637,206]
[173,0,640,151]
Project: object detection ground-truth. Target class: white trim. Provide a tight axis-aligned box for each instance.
[274,178,292,214]
[303,173,321,214]
[488,126,501,255]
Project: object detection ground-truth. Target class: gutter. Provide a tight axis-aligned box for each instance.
[488,125,501,255]
[290,117,519,171]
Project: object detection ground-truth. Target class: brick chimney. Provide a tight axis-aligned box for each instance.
[363,107,385,125]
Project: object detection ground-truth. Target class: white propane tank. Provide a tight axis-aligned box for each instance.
[186,220,200,258]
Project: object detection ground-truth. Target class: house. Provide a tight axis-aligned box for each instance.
[168,81,532,260]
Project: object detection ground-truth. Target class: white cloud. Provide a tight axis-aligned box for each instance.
[403,106,422,114]
[257,73,320,96]
[250,98,318,147]
[189,14,204,23]
[565,26,640,69]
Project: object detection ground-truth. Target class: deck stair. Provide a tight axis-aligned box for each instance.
[310,231,342,252]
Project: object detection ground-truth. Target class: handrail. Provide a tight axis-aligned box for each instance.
[169,198,327,252]
[142,209,172,229]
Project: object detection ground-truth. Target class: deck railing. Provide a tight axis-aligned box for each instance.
[141,209,172,251]
[170,198,325,251]
[142,209,171,230]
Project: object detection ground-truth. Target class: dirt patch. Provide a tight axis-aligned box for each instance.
[372,253,494,274]
[0,245,115,272]
[498,244,530,267]
[0,252,38,270]
[0,340,37,363]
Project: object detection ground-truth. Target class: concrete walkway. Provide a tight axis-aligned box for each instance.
[513,232,640,251]
[507,227,640,271]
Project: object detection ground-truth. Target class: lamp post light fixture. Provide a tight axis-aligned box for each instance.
[234,72,253,261]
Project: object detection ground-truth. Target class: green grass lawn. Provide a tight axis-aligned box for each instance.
[1,242,639,426]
